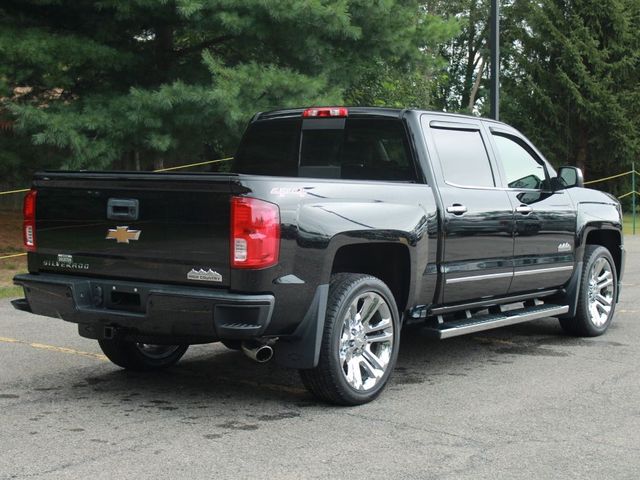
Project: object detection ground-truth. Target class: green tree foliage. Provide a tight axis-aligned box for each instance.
[0,0,455,172]
[500,0,640,182]
[345,7,459,108]
[2,0,637,205]
[428,0,492,113]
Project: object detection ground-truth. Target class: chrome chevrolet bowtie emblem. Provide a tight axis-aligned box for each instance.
[106,226,141,244]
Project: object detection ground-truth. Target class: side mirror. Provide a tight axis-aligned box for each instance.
[557,166,584,189]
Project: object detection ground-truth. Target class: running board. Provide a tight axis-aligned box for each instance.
[422,304,569,339]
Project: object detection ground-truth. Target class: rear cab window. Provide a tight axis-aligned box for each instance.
[233,116,417,182]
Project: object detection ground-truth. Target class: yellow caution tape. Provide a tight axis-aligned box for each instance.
[0,159,637,191]
[0,252,27,260]
[584,170,633,185]
[0,157,234,195]
[153,157,233,172]
[0,188,29,196]
[617,191,639,199]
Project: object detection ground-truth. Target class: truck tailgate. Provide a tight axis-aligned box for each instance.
[31,172,236,287]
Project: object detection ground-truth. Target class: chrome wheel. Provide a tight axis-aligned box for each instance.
[587,257,614,327]
[339,292,394,391]
[135,343,182,360]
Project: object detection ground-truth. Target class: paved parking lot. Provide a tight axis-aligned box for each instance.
[1,237,639,479]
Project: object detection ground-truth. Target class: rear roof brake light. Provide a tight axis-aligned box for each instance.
[302,107,348,118]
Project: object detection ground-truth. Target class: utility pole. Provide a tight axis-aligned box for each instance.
[633,162,636,235]
[490,0,500,121]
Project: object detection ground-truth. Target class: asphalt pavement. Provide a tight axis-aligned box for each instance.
[1,237,639,479]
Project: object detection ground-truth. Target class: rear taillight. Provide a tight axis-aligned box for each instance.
[302,107,348,118]
[23,189,37,252]
[231,196,280,269]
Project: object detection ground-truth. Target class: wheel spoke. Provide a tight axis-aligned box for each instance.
[360,354,383,380]
[359,294,381,325]
[347,358,363,390]
[362,348,385,373]
[597,278,613,290]
[340,347,351,363]
[348,302,358,321]
[344,306,357,331]
[366,330,393,343]
[365,316,391,334]
[591,260,601,281]
[596,294,612,306]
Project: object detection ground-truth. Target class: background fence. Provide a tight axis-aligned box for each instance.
[1,160,638,261]
[584,162,638,235]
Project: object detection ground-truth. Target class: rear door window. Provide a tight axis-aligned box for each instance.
[430,128,495,187]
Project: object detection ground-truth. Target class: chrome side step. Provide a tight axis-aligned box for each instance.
[422,304,569,339]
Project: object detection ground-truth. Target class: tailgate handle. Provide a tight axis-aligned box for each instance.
[107,198,139,221]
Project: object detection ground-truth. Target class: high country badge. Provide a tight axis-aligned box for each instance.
[187,269,223,282]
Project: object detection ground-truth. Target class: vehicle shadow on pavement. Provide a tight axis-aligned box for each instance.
[10,318,613,412]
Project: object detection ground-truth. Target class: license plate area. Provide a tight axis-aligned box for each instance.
[92,282,147,314]
[110,290,141,311]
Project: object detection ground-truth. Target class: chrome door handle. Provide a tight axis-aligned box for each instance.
[447,204,467,215]
[515,205,533,215]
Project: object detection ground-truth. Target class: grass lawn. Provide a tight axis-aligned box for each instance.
[0,286,23,299]
[0,210,26,299]
[623,213,638,236]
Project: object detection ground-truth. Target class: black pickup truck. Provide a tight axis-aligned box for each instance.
[13,107,624,405]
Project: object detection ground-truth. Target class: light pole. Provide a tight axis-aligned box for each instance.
[490,0,500,120]
[633,162,636,235]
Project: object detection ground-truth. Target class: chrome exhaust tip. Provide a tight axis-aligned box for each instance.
[241,341,274,363]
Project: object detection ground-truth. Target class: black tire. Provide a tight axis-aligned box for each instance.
[559,245,618,337]
[299,273,401,406]
[98,338,188,371]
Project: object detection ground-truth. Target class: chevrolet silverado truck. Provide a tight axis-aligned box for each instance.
[13,107,625,405]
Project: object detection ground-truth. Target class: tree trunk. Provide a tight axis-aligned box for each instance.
[460,2,477,109]
[468,56,486,111]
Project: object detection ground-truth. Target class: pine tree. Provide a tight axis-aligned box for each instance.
[0,0,456,173]
[500,0,640,182]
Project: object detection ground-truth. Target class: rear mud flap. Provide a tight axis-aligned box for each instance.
[273,284,328,369]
